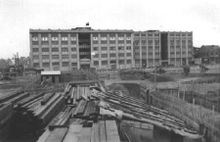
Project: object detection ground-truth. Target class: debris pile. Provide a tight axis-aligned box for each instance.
[0,89,65,138]
[37,81,202,142]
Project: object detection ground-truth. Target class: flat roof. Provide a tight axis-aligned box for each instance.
[41,71,61,75]
[30,27,134,33]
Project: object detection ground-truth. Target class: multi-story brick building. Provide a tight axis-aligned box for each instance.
[30,27,134,71]
[133,30,161,68]
[30,27,193,71]
[160,31,193,66]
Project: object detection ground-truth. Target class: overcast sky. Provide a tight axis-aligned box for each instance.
[0,0,220,59]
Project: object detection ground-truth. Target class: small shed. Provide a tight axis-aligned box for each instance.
[41,71,61,83]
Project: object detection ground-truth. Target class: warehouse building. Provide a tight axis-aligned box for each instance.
[30,27,193,71]
[30,27,134,71]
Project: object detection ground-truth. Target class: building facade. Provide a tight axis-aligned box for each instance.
[133,30,161,68]
[161,31,193,66]
[30,27,193,71]
[30,27,134,71]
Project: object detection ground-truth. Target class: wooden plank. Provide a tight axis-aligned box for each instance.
[91,123,100,142]
[63,124,82,142]
[41,93,54,105]
[99,121,107,142]
[105,120,120,142]
[37,129,51,142]
[45,127,68,142]
[0,103,13,121]
[78,127,92,142]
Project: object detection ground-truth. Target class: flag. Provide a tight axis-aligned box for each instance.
[86,22,89,26]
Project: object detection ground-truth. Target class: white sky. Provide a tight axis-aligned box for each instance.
[0,0,220,59]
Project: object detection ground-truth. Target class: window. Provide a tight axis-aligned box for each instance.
[110,37,116,40]
[62,62,69,67]
[142,46,147,50]
[176,40,180,46]
[148,46,153,50]
[93,47,98,51]
[126,40,131,44]
[94,54,99,58]
[118,40,124,44]
[126,46,131,50]
[142,52,146,56]
[93,37,98,40]
[72,62,77,67]
[42,48,49,52]
[110,46,116,50]
[148,40,153,45]
[61,48,68,52]
[61,34,68,41]
[119,60,125,64]
[118,53,124,57]
[134,33,140,37]
[61,41,68,45]
[141,40,146,44]
[52,41,59,45]
[141,34,146,37]
[101,40,107,44]
[52,55,59,59]
[32,41,39,45]
[127,59,131,64]
[110,53,116,57]
[101,47,107,51]
[71,54,77,59]
[110,60,116,64]
[155,40,160,46]
[52,62,59,66]
[70,34,77,40]
[118,46,124,50]
[93,40,99,44]
[100,33,107,38]
[42,62,50,67]
[32,36,38,41]
[101,54,108,58]
[109,40,116,44]
[42,55,49,59]
[101,60,108,65]
[41,37,48,41]
[52,48,59,52]
[62,54,69,59]
[71,47,76,52]
[155,46,160,50]
[33,55,39,59]
[33,63,39,68]
[93,61,99,65]
[127,53,131,56]
[33,48,39,52]
[41,34,49,44]
[51,37,58,41]
[133,40,139,46]
[118,33,124,38]
[109,33,116,38]
[71,41,77,45]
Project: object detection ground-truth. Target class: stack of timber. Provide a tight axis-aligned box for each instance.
[0,88,65,139]
[38,120,120,142]
[37,81,202,142]
[12,92,65,137]
[0,89,29,138]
